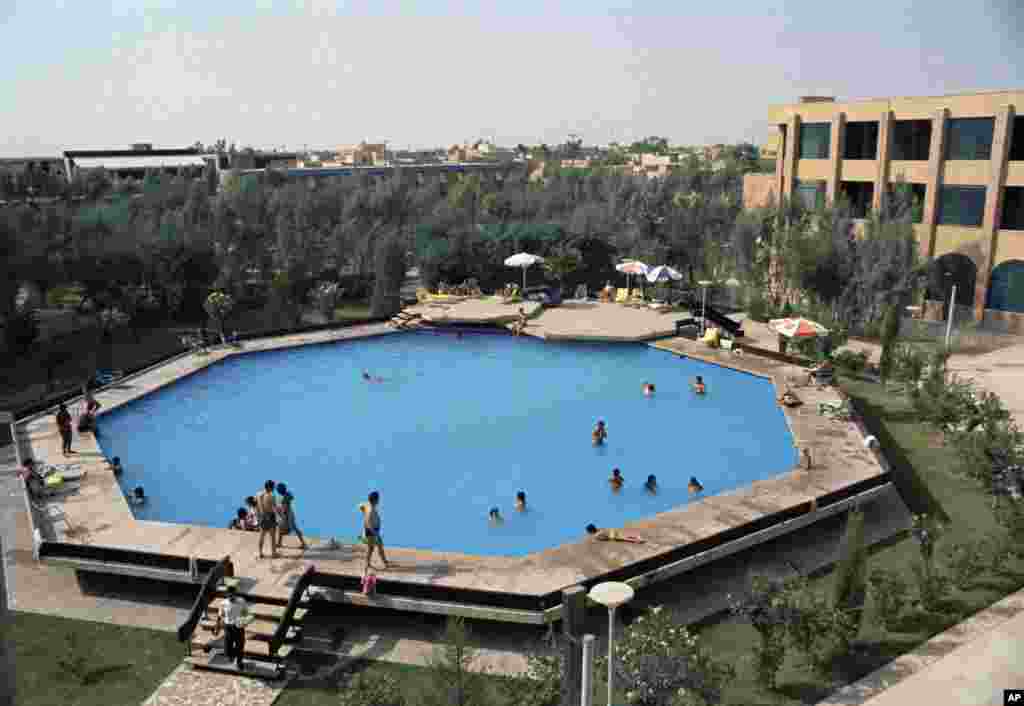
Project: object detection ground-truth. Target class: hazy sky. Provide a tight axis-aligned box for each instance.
[2,0,1021,157]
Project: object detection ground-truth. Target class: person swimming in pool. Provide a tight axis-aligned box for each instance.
[644,474,658,494]
[488,507,503,524]
[609,468,624,491]
[692,376,706,395]
[643,382,655,397]
[592,420,607,446]
[688,476,704,494]
[362,370,384,383]
[515,491,527,512]
[110,456,123,477]
[130,486,147,506]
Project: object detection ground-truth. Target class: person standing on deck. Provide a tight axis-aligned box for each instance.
[361,491,389,571]
[256,480,278,559]
[56,404,73,455]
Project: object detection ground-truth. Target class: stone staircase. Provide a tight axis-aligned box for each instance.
[185,581,308,680]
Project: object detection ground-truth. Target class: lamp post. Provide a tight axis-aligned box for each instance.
[589,582,634,706]
[698,280,713,335]
[943,271,956,350]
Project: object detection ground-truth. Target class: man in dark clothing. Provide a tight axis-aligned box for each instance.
[55,404,73,455]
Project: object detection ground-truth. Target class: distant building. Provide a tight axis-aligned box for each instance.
[63,145,217,182]
[336,142,388,166]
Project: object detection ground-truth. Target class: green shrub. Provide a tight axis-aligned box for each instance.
[832,507,869,630]
[878,304,901,380]
[832,349,869,374]
[940,539,991,591]
[911,561,952,612]
[747,291,772,322]
[994,500,1024,559]
[339,669,406,706]
[868,568,909,631]
[4,307,40,354]
[497,649,562,706]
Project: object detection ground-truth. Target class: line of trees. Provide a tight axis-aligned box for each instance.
[1,151,928,357]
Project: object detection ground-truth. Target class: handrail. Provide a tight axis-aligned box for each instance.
[269,565,316,655]
[176,556,233,644]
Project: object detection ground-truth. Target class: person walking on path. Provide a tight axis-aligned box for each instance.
[360,491,389,571]
[256,480,278,559]
[275,483,308,551]
[215,584,250,670]
[56,404,73,455]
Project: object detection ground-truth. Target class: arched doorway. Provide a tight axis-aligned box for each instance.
[986,260,1024,313]
[927,253,977,318]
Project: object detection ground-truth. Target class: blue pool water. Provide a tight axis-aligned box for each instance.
[96,331,797,556]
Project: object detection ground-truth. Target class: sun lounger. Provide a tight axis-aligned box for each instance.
[615,288,629,304]
[37,463,87,482]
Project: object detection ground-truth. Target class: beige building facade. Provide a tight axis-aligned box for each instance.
[750,90,1024,326]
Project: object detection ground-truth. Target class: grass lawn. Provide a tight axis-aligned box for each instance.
[691,375,1024,705]
[277,657,517,706]
[7,611,182,706]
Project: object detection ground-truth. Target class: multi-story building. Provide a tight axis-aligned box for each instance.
[746,90,1024,328]
[336,142,387,166]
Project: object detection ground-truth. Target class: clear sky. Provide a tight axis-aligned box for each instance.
[2,0,1021,157]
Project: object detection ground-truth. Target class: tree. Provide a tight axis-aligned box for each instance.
[370,233,406,318]
[831,506,869,638]
[203,290,235,343]
[878,303,901,380]
[596,605,734,706]
[542,253,580,294]
[422,617,488,706]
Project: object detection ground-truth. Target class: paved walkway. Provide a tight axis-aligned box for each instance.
[140,663,287,706]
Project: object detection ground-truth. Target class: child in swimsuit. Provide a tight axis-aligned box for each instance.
[644,474,658,494]
[515,491,527,512]
[692,376,706,395]
[688,476,704,494]
[609,468,624,491]
[592,420,607,446]
[488,507,503,524]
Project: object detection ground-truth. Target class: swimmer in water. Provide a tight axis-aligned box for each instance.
[687,476,704,494]
[644,474,658,494]
[362,371,384,383]
[592,420,607,446]
[643,382,655,397]
[692,376,706,395]
[609,468,624,491]
[515,491,527,512]
[488,507,503,524]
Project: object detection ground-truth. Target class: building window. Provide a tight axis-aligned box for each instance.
[1010,116,1024,162]
[1002,187,1024,230]
[798,123,831,159]
[938,185,986,227]
[843,122,879,160]
[945,117,995,160]
[839,181,875,218]
[887,182,926,223]
[986,260,1024,313]
[891,120,932,160]
[794,179,827,209]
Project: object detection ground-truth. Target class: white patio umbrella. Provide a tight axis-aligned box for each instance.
[645,265,684,283]
[615,260,649,292]
[504,252,545,291]
[646,265,684,303]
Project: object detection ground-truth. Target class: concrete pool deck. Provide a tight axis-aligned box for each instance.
[411,297,683,340]
[12,318,887,625]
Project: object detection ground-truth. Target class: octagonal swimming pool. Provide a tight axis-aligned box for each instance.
[96,330,797,556]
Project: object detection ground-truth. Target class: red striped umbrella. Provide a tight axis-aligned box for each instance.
[769,317,830,338]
